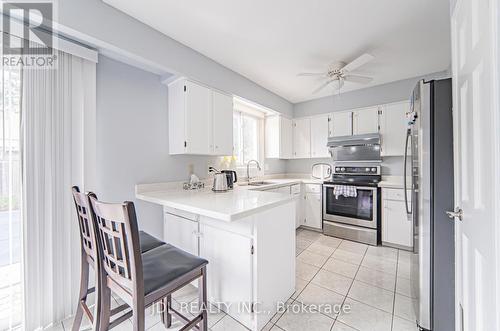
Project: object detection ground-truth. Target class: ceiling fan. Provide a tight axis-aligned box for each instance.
[298,53,375,94]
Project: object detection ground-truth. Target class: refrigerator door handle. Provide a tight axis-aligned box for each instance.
[403,128,412,216]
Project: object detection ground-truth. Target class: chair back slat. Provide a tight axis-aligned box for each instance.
[88,195,143,294]
[72,186,97,264]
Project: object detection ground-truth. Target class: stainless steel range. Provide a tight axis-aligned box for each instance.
[323,165,381,245]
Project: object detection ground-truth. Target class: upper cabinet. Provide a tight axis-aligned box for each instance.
[265,115,293,159]
[212,90,234,156]
[328,111,352,137]
[352,106,380,135]
[310,115,330,158]
[292,118,311,159]
[379,101,410,156]
[168,78,233,156]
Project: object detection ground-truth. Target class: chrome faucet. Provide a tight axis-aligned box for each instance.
[246,159,261,183]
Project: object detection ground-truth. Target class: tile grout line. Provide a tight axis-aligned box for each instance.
[333,244,368,330]
[275,233,342,329]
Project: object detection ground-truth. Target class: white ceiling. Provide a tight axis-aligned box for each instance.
[103,0,451,103]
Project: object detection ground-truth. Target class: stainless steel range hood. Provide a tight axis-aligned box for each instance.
[327,133,381,162]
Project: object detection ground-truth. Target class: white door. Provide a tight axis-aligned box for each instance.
[293,118,311,158]
[451,0,500,329]
[305,193,322,229]
[185,81,211,154]
[310,115,330,158]
[329,111,352,137]
[380,102,410,156]
[281,117,293,159]
[163,213,199,256]
[199,223,253,323]
[212,91,233,156]
[352,106,379,135]
[382,198,413,248]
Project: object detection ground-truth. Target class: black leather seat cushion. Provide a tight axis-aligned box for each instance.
[142,244,208,295]
[139,231,165,253]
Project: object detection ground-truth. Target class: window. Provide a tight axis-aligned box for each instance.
[233,111,263,168]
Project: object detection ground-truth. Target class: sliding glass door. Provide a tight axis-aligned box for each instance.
[0,61,22,330]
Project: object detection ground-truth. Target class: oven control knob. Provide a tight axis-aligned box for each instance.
[335,167,341,172]
[340,167,345,172]
[365,167,370,172]
[371,168,377,172]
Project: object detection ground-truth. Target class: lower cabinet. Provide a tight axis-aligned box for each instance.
[303,184,323,230]
[199,223,253,312]
[163,204,296,331]
[163,212,199,255]
[382,188,413,250]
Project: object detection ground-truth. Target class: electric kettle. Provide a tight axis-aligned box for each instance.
[212,173,229,192]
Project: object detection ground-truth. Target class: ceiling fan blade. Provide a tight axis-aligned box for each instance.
[312,80,334,94]
[297,72,326,77]
[345,74,374,84]
[342,53,374,72]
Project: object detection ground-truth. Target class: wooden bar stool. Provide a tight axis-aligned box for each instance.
[87,194,209,331]
[71,187,166,331]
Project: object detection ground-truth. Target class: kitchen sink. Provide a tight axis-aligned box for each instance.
[248,181,275,186]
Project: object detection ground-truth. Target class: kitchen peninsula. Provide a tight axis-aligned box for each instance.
[136,183,296,331]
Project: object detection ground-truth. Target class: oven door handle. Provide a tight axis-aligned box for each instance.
[323,184,377,191]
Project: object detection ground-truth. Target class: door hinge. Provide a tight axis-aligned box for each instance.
[251,245,254,255]
[184,141,187,147]
[184,85,187,92]
[378,110,382,115]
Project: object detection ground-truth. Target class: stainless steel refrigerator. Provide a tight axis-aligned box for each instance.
[404,79,455,331]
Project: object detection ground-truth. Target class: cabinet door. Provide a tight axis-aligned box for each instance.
[305,193,322,229]
[212,91,234,156]
[292,118,311,158]
[185,81,211,154]
[199,223,253,313]
[164,213,199,256]
[329,111,352,137]
[265,116,280,158]
[382,199,413,247]
[380,101,410,156]
[280,117,293,159]
[310,115,330,158]
[352,106,379,135]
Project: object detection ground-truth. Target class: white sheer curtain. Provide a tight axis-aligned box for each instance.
[21,48,96,330]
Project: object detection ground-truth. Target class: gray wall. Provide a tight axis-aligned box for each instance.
[294,72,448,118]
[57,0,293,118]
[96,56,220,237]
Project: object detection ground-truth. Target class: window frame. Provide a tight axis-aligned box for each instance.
[232,110,265,177]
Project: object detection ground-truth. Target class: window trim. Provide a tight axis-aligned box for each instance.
[233,110,265,178]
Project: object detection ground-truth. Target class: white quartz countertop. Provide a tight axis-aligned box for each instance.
[136,177,322,222]
[378,176,411,189]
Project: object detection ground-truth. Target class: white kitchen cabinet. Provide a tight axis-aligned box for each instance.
[352,106,380,135]
[329,111,353,137]
[163,202,295,331]
[163,212,199,255]
[304,184,322,230]
[292,118,311,158]
[310,115,330,158]
[168,78,233,156]
[265,115,293,159]
[382,188,413,250]
[212,90,234,156]
[199,223,253,318]
[380,101,410,156]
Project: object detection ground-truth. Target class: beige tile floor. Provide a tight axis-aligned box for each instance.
[48,228,418,331]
